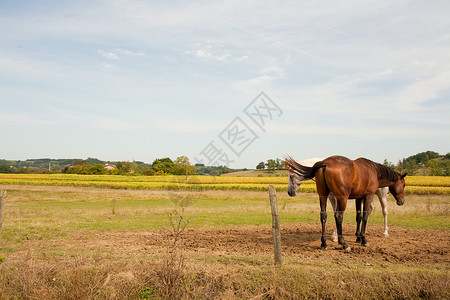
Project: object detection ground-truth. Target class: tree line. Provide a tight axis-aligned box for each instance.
[1,151,449,176]
[255,151,450,176]
[383,151,450,176]
[63,156,198,176]
[0,156,234,176]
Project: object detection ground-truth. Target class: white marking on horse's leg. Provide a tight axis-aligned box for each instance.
[377,187,389,237]
[382,204,389,237]
[328,193,339,242]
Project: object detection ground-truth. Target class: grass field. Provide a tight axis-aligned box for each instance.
[0,181,449,299]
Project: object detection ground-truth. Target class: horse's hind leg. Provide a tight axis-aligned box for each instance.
[355,197,363,242]
[360,194,374,246]
[334,196,350,252]
[319,195,328,249]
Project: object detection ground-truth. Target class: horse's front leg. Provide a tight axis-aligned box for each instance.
[334,196,350,252]
[355,197,363,242]
[319,196,328,249]
[360,194,374,246]
[376,187,389,237]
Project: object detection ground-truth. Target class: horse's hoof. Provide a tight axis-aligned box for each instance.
[382,233,389,238]
[321,244,327,250]
[362,242,369,247]
[343,246,351,253]
[356,237,361,242]
[332,237,338,243]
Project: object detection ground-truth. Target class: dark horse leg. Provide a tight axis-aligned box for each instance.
[319,195,328,249]
[355,197,364,242]
[334,196,350,252]
[360,194,374,246]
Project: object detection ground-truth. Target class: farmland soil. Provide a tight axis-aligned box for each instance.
[31,224,449,265]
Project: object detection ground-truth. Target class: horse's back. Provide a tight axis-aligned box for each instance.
[322,156,354,174]
[315,156,354,197]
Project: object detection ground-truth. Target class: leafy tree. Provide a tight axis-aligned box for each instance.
[427,160,444,176]
[195,165,234,175]
[172,156,196,176]
[86,157,104,165]
[266,158,284,172]
[275,158,284,170]
[151,158,175,174]
[0,164,12,173]
[256,162,265,170]
[72,159,88,166]
[266,159,277,172]
[116,162,131,174]
[66,163,106,175]
[383,159,396,169]
[89,164,106,175]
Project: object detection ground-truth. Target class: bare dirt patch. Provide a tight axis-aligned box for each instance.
[36,224,449,266]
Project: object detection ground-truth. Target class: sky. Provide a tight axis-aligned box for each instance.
[0,0,449,169]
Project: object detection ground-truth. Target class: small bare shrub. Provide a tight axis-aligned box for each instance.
[156,207,189,299]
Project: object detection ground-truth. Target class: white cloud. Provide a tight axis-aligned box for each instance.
[98,50,119,60]
[97,48,144,60]
[187,44,232,62]
[391,71,450,111]
[114,48,144,57]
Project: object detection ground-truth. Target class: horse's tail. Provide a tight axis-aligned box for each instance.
[283,156,326,181]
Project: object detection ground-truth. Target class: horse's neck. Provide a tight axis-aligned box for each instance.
[378,177,393,188]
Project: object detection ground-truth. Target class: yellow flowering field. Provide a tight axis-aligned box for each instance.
[0,174,448,194]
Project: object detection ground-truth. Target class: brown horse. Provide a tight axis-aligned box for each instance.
[284,155,406,252]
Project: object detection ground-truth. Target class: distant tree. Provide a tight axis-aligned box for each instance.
[0,164,12,174]
[89,164,106,175]
[383,159,396,169]
[402,160,417,176]
[195,165,234,175]
[116,161,141,175]
[256,162,265,170]
[86,157,104,165]
[151,158,175,174]
[72,159,88,166]
[444,160,450,176]
[173,156,196,176]
[427,160,445,176]
[266,159,277,173]
[275,158,284,170]
[265,158,284,172]
[143,168,156,176]
[66,163,106,175]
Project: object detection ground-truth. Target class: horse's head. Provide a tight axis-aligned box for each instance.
[287,169,304,197]
[389,173,407,206]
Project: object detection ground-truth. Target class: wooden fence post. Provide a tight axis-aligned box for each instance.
[269,185,282,265]
[0,190,6,240]
[112,198,117,215]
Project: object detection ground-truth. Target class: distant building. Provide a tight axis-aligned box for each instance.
[104,163,117,171]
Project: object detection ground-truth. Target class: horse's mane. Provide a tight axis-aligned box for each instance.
[359,158,399,182]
